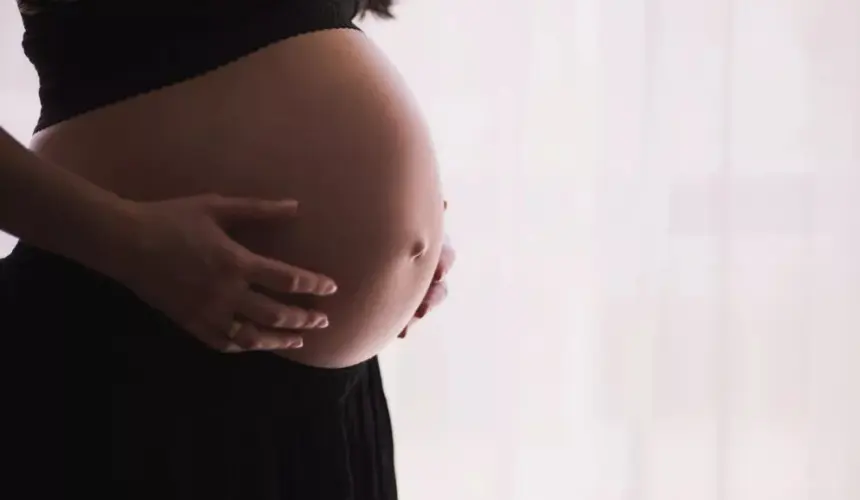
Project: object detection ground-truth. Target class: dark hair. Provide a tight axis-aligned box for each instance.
[358,0,396,19]
[17,0,397,18]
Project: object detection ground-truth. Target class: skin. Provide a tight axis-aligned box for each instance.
[29,29,447,367]
[400,212,455,338]
[0,128,340,353]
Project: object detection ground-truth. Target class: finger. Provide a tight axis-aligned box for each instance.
[207,196,299,222]
[192,324,245,353]
[417,281,448,317]
[220,343,244,353]
[237,290,329,329]
[227,321,305,351]
[243,254,338,296]
[433,237,456,282]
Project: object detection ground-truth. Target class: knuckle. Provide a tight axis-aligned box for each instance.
[216,254,251,287]
[244,296,279,327]
[284,308,312,328]
[257,308,281,327]
[289,274,305,293]
[196,291,220,310]
[185,319,240,353]
[246,340,265,351]
[233,327,265,351]
[200,293,232,318]
[276,311,300,328]
[222,248,248,273]
[232,335,256,350]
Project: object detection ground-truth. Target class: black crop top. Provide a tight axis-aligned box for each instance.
[18,0,363,132]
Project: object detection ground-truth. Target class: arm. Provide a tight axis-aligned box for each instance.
[0,125,338,351]
[0,126,134,275]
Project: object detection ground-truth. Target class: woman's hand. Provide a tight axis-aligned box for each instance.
[399,232,456,338]
[110,194,338,353]
[0,128,332,351]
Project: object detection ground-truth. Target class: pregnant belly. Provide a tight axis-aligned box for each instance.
[29,29,445,368]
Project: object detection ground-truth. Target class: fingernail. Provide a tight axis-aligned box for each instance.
[316,315,329,328]
[288,337,304,349]
[321,280,338,295]
[416,303,429,319]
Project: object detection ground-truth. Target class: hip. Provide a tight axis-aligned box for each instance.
[0,246,397,497]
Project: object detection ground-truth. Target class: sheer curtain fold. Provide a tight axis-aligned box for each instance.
[2,0,858,498]
[364,0,859,498]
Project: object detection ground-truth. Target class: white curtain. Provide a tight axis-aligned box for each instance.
[3,1,859,498]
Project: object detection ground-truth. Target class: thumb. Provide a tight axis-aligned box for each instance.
[207,197,299,222]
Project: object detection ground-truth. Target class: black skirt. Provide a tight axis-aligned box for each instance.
[0,243,398,500]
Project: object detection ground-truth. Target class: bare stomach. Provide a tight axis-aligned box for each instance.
[29,29,445,368]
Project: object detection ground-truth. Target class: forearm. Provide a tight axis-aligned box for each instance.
[0,126,133,272]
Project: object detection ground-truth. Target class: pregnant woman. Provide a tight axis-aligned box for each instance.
[0,1,455,499]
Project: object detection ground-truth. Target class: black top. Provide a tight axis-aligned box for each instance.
[18,0,362,132]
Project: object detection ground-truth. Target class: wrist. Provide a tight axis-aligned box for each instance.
[88,198,146,283]
[57,192,143,282]
[0,129,145,278]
